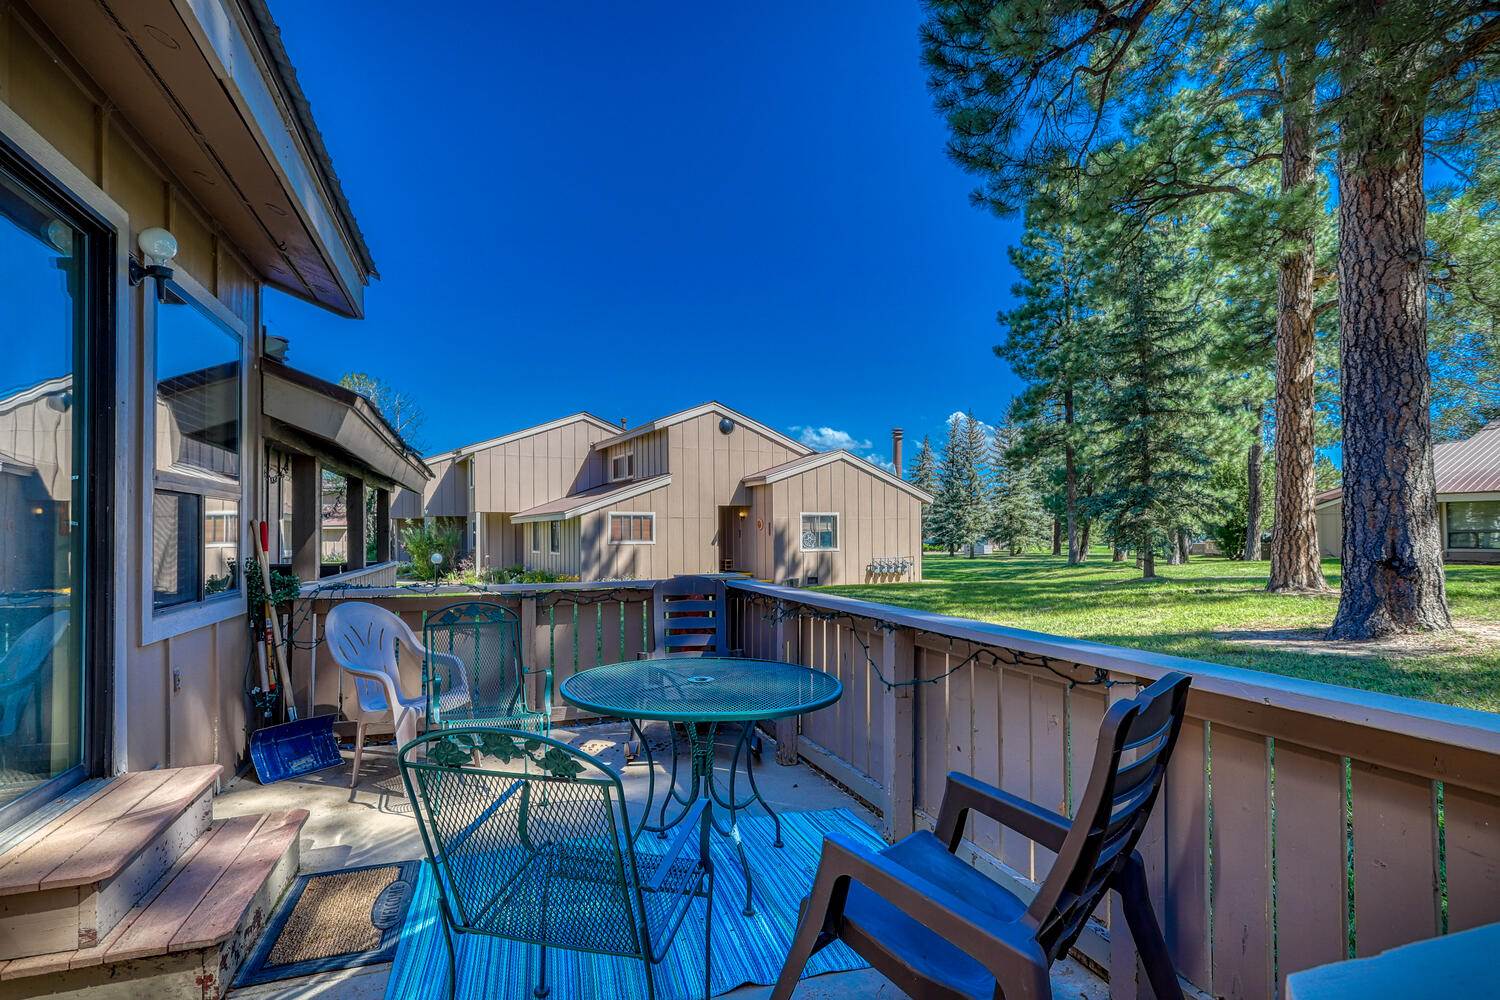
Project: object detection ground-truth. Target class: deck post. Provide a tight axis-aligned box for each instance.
[346,476,367,570]
[882,626,916,840]
[290,452,322,584]
[374,488,392,562]
[773,600,801,765]
[520,595,543,718]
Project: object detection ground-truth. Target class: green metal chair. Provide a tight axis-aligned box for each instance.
[422,602,552,736]
[399,727,715,1000]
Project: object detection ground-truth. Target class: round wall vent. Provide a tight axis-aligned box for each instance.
[719,417,735,435]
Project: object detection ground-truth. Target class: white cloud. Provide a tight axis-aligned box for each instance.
[791,425,896,473]
[794,425,874,452]
[946,411,997,446]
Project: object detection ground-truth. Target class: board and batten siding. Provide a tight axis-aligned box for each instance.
[471,419,613,513]
[579,485,673,579]
[748,460,923,585]
[525,518,582,577]
[1,5,261,776]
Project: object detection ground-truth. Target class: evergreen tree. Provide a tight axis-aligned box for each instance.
[990,415,1048,555]
[1089,237,1220,579]
[931,414,990,556]
[910,435,940,543]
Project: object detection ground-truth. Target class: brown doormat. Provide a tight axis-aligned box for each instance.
[234,859,420,988]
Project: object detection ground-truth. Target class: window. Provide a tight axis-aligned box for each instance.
[0,160,94,813]
[609,512,655,544]
[548,520,561,554]
[1447,500,1500,550]
[800,513,839,551]
[610,451,635,481]
[152,285,243,610]
[530,522,542,552]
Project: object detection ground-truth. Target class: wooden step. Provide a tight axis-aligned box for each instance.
[0,766,220,959]
[0,809,307,1000]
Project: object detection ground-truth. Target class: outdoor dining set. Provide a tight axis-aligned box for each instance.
[322,577,1192,1000]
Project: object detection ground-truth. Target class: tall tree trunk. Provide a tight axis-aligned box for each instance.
[1052,518,1061,556]
[1141,535,1155,579]
[1245,407,1264,561]
[1064,388,1081,564]
[1113,543,1125,562]
[1267,86,1328,592]
[1329,112,1450,639]
[1079,517,1092,557]
[1167,531,1182,565]
[1178,530,1190,564]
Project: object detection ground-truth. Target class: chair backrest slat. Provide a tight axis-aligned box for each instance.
[1027,671,1191,960]
[651,576,728,657]
[423,602,525,716]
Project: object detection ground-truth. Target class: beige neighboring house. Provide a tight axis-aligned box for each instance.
[1315,420,1500,564]
[395,402,930,585]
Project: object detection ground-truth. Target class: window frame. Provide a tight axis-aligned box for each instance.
[548,520,561,554]
[609,450,635,482]
[608,511,656,545]
[799,511,840,552]
[140,268,250,644]
[530,521,542,553]
[1445,499,1500,551]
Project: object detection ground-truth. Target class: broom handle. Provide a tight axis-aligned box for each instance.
[256,521,297,722]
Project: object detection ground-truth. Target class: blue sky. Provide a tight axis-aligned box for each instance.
[266,2,1024,464]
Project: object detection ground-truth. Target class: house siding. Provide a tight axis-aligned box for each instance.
[472,419,612,512]
[1,5,263,776]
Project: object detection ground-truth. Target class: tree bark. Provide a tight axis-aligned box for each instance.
[1245,408,1264,561]
[1141,535,1155,579]
[1328,111,1450,639]
[1052,518,1062,556]
[1113,544,1125,562]
[1079,517,1092,557]
[1267,87,1328,592]
[1064,388,1082,564]
[1166,532,1182,565]
[1177,530,1190,564]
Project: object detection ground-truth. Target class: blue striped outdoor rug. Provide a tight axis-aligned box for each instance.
[384,807,880,999]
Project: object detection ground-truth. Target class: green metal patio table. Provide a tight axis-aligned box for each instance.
[560,657,842,916]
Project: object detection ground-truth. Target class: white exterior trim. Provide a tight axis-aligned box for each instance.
[608,511,656,545]
[745,449,934,503]
[425,412,619,463]
[138,268,252,646]
[512,474,672,524]
[594,402,812,457]
[799,511,841,552]
[609,450,635,482]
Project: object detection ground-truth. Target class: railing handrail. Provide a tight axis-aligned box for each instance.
[727,578,1500,757]
[299,579,663,601]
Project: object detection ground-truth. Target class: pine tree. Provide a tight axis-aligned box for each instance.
[910,435,940,544]
[990,416,1048,555]
[1089,236,1220,579]
[931,414,989,556]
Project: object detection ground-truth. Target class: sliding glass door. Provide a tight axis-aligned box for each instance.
[0,159,93,817]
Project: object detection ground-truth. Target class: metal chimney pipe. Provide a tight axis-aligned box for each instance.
[619,417,628,429]
[892,428,904,479]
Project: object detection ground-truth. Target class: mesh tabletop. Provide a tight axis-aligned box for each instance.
[560,658,842,723]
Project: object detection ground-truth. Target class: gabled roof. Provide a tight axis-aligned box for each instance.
[426,413,620,463]
[1316,421,1500,507]
[511,475,672,523]
[742,450,934,503]
[593,402,811,456]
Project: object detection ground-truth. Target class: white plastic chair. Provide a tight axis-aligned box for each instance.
[324,602,471,788]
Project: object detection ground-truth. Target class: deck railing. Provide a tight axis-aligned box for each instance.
[723,579,1500,1000]
[294,578,1500,1000]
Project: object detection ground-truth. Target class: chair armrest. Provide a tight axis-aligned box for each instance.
[814,831,1043,973]
[642,799,711,891]
[523,666,553,717]
[935,771,1071,855]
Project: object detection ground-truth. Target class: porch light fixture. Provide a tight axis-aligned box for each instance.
[129,226,178,300]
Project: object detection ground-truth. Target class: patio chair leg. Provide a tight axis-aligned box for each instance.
[533,942,549,998]
[770,870,844,1000]
[703,871,715,1000]
[437,898,458,1000]
[1118,853,1184,1000]
[349,721,367,789]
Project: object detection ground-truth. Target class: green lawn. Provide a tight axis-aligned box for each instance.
[816,553,1500,713]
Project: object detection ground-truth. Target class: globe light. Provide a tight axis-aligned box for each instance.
[430,552,444,565]
[137,227,179,266]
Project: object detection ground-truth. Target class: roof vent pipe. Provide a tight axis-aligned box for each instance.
[892,428,904,479]
[619,418,627,429]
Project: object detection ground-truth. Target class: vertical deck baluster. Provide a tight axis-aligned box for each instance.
[1442,784,1500,933]
[1350,761,1440,956]
[1274,741,1348,993]
[1209,724,1273,1000]
[1163,715,1211,994]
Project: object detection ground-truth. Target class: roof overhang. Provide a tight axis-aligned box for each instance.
[262,359,430,492]
[595,402,811,456]
[426,412,621,463]
[743,450,933,503]
[512,475,672,524]
[31,0,375,316]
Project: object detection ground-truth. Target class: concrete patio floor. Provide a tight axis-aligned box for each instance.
[216,721,1107,1000]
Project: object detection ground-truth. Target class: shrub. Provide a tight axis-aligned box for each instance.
[400,521,462,581]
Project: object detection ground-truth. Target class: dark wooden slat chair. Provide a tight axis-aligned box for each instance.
[632,575,759,759]
[772,671,1191,1000]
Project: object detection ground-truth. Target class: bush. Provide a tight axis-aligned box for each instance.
[1209,516,1246,561]
[400,521,462,581]
[477,565,576,585]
